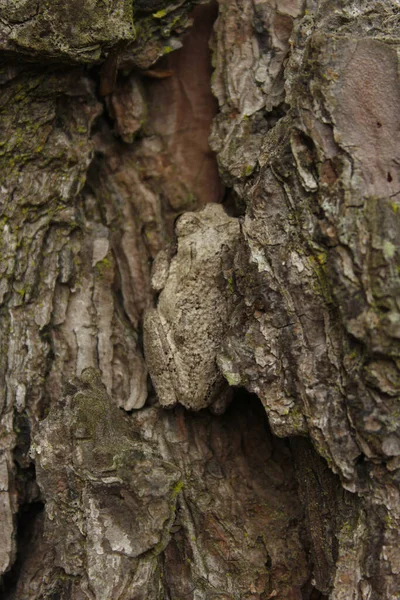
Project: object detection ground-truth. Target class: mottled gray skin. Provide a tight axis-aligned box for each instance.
[33,368,181,599]
[144,203,241,411]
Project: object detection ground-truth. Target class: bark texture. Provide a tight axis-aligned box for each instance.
[0,1,399,599]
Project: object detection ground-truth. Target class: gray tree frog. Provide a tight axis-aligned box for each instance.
[143,203,241,412]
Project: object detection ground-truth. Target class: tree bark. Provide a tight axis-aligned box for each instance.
[0,1,399,599]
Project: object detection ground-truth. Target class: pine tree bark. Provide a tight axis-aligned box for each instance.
[0,1,399,599]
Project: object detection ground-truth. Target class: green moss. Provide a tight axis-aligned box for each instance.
[340,521,352,535]
[308,254,334,304]
[226,275,234,294]
[100,257,112,268]
[224,371,241,386]
[311,441,334,469]
[385,512,393,527]
[286,404,306,433]
[95,256,113,277]
[153,9,167,18]
[315,251,327,266]
[14,285,29,298]
[383,240,395,259]
[182,192,197,206]
[172,480,184,496]
[242,164,254,177]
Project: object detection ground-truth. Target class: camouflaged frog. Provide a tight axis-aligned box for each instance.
[143,204,241,412]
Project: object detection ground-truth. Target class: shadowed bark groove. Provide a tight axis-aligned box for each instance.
[0,1,399,599]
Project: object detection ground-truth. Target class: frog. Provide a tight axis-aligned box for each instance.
[143,203,241,412]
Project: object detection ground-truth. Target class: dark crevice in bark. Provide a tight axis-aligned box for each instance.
[215,390,356,598]
[1,501,44,599]
[222,187,246,217]
[1,410,43,597]
[301,582,328,600]
[13,410,40,506]
[156,387,311,598]
[214,390,361,599]
[255,103,291,142]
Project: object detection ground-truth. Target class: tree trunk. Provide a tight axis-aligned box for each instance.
[0,1,399,599]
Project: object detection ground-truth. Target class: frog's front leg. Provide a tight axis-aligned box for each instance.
[143,308,180,408]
